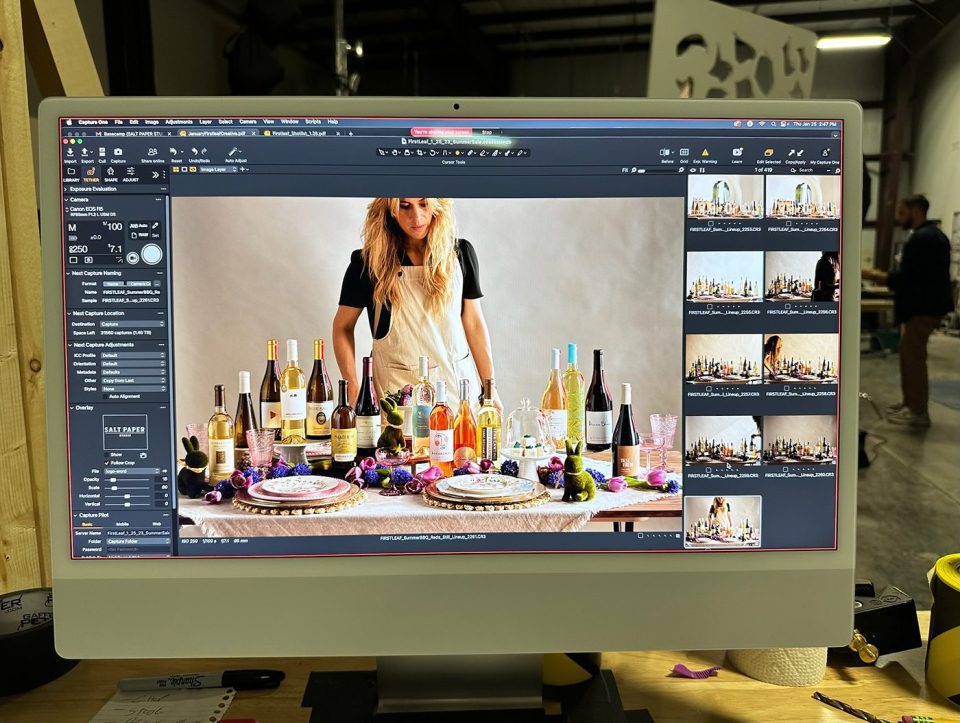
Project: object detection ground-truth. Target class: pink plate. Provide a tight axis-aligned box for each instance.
[247,479,350,502]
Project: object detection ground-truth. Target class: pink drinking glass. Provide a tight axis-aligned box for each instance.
[246,428,276,468]
[650,414,678,471]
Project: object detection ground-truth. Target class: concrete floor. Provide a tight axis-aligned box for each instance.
[857,332,960,608]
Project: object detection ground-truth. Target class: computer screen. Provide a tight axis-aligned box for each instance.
[54,109,844,559]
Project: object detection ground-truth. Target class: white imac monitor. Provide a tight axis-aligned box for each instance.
[41,98,860,660]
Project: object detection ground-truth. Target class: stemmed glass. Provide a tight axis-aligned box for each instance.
[650,414,678,471]
[637,432,665,472]
[246,429,276,469]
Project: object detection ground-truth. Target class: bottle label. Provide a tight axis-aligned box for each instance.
[453,445,477,467]
[208,438,235,477]
[614,445,641,477]
[543,409,567,442]
[429,429,454,462]
[281,389,306,420]
[261,401,281,429]
[306,400,334,437]
[586,411,613,444]
[356,415,382,448]
[414,405,431,439]
[331,428,357,462]
[480,426,499,461]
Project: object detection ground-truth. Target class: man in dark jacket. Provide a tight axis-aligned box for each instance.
[863,194,953,427]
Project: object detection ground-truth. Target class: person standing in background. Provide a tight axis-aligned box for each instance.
[862,194,952,427]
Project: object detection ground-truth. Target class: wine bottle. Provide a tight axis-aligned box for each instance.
[453,378,477,467]
[585,349,613,452]
[612,383,640,477]
[331,379,357,474]
[207,384,235,482]
[234,371,258,449]
[355,356,381,458]
[411,355,435,457]
[429,380,455,477]
[306,338,334,441]
[541,348,567,449]
[476,378,502,462]
[562,342,585,445]
[279,339,307,442]
[259,338,281,439]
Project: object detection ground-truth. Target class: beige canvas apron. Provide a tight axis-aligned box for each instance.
[370,261,480,407]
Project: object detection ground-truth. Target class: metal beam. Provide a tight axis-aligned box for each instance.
[505,39,650,59]
[484,6,918,45]
[474,1,913,28]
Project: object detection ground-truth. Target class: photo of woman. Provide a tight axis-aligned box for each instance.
[684,495,761,548]
[333,197,500,409]
[708,496,733,529]
[763,335,783,375]
[811,251,840,302]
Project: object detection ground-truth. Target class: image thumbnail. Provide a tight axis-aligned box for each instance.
[686,251,763,303]
[687,175,764,219]
[762,334,838,383]
[685,334,762,384]
[762,415,837,465]
[685,416,762,465]
[684,495,761,548]
[766,175,840,219]
[765,251,840,303]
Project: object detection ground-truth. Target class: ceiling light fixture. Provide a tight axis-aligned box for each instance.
[817,33,892,50]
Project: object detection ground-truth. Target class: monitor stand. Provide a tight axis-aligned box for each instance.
[378,654,542,717]
[300,654,653,721]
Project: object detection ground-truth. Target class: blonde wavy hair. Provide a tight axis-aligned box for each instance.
[361,197,457,318]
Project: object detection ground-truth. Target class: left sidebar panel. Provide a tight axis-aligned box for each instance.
[64,192,177,558]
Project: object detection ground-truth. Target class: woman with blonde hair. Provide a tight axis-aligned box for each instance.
[333,197,499,411]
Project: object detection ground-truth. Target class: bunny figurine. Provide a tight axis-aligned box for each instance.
[562,439,596,502]
[177,435,210,499]
[376,397,406,453]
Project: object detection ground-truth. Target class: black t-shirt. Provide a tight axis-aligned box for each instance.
[338,239,483,339]
[886,221,953,323]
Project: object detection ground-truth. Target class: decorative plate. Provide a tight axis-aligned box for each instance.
[248,479,350,502]
[436,478,536,501]
[444,474,532,496]
[260,475,341,497]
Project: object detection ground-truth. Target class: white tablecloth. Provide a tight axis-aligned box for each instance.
[179,484,678,537]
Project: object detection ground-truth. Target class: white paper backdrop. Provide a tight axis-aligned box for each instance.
[684,495,761,523]
[765,175,840,213]
[686,334,761,365]
[170,196,684,433]
[685,415,761,446]
[762,333,838,368]
[687,251,763,287]
[763,415,837,445]
[686,174,765,214]
[764,251,821,287]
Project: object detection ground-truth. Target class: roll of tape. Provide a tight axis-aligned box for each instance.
[927,554,960,707]
[0,588,79,696]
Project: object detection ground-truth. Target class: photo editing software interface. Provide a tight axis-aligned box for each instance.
[59,114,843,559]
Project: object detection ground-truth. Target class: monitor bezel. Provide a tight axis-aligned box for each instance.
[40,97,860,657]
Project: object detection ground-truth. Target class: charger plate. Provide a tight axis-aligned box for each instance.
[435,478,542,504]
[232,483,364,515]
[422,481,549,511]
